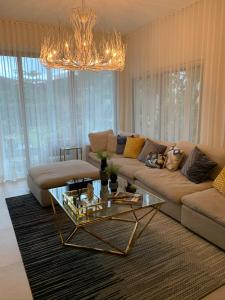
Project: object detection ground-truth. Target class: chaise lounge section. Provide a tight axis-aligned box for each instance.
[182,188,225,250]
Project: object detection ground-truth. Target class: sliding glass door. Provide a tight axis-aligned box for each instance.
[0,55,116,181]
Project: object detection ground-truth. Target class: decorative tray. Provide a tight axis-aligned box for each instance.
[63,188,104,217]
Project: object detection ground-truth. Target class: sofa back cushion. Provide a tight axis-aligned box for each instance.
[107,134,117,153]
[176,140,196,167]
[89,129,113,152]
[176,140,195,156]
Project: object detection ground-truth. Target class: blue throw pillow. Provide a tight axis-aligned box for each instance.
[116,135,127,154]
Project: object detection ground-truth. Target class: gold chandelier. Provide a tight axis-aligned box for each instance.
[40,0,126,71]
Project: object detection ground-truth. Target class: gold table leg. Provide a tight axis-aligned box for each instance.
[50,195,64,244]
[51,202,163,256]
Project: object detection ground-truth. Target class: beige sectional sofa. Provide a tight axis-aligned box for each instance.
[86,139,225,250]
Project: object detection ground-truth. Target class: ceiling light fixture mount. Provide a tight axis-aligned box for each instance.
[40,0,126,71]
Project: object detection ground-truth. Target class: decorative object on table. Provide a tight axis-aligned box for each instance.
[100,184,109,201]
[60,146,82,161]
[145,152,167,169]
[166,146,185,171]
[108,191,142,205]
[105,163,120,193]
[63,188,103,217]
[96,150,111,185]
[125,182,137,193]
[87,183,94,200]
[40,0,126,72]
[66,178,93,191]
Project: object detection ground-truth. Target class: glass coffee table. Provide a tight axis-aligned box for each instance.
[49,178,165,256]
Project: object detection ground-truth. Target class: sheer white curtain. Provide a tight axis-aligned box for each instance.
[0,21,116,182]
[120,0,225,146]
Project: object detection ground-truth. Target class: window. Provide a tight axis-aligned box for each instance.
[133,66,201,143]
[0,55,116,181]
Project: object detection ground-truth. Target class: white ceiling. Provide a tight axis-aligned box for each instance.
[0,0,198,34]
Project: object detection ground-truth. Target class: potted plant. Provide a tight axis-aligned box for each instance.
[96,150,111,171]
[106,163,120,193]
[96,150,111,188]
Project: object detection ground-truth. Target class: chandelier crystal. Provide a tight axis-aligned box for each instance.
[40,1,126,71]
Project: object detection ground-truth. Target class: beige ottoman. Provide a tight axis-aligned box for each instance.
[27,160,99,207]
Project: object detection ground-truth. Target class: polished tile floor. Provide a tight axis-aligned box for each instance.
[0,180,32,300]
[0,180,225,300]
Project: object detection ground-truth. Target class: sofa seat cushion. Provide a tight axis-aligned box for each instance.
[134,168,212,204]
[182,188,225,226]
[29,160,99,189]
[110,157,145,180]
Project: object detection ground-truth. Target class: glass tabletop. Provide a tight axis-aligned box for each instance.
[49,178,165,226]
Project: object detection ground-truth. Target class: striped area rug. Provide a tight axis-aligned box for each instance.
[6,194,225,300]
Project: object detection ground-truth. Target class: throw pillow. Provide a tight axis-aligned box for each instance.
[181,146,203,177]
[123,137,145,159]
[181,146,217,183]
[89,129,113,152]
[145,153,167,169]
[186,155,217,183]
[116,135,127,154]
[138,139,167,162]
[166,146,185,171]
[213,166,225,195]
[107,134,117,153]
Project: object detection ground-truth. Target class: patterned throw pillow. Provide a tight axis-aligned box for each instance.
[138,139,167,162]
[166,146,185,171]
[181,146,217,183]
[145,153,167,169]
[213,166,225,195]
[123,137,145,159]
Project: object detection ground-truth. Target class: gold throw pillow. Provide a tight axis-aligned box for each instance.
[123,137,145,159]
[213,166,225,196]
